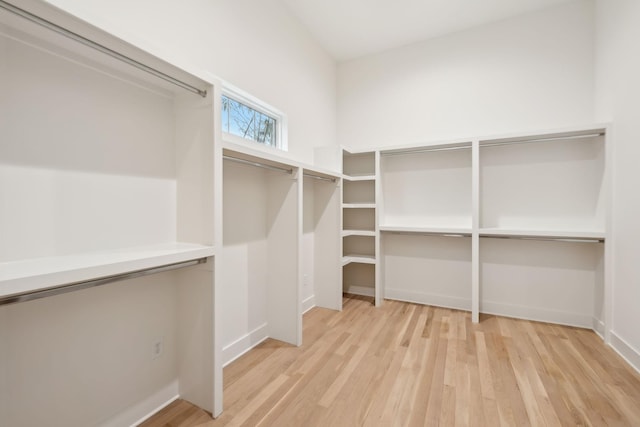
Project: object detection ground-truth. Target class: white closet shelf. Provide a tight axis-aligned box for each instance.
[343,203,376,209]
[342,229,376,237]
[380,225,472,236]
[0,243,215,299]
[343,174,376,181]
[342,254,376,266]
[479,228,605,240]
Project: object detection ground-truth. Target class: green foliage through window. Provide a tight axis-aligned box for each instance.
[222,95,277,146]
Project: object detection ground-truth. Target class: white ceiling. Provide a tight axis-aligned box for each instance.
[282,0,578,61]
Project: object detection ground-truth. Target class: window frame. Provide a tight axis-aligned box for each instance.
[221,84,288,151]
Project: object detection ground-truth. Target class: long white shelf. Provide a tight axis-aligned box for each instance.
[342,254,376,266]
[479,228,605,240]
[0,243,216,299]
[380,225,472,236]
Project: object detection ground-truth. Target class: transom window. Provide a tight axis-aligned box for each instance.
[221,89,286,150]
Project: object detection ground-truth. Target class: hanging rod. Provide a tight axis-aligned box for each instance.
[303,173,336,183]
[390,230,471,237]
[0,258,208,306]
[0,0,207,97]
[481,235,603,243]
[382,145,472,156]
[480,132,604,148]
[223,155,293,174]
[385,231,470,238]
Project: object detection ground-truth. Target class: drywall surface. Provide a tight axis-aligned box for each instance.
[337,0,595,148]
[221,163,269,357]
[43,0,337,163]
[595,0,640,371]
[0,275,180,427]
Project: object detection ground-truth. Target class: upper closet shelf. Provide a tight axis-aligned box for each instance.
[223,141,341,181]
[379,225,472,236]
[479,228,605,241]
[0,243,215,301]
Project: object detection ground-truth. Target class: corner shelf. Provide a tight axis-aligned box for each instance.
[343,203,376,209]
[341,148,379,306]
[343,174,376,181]
[342,230,376,237]
[342,254,376,266]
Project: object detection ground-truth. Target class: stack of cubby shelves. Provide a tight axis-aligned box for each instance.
[345,124,610,336]
[341,149,381,306]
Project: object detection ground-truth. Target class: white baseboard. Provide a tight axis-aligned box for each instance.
[481,301,592,328]
[222,323,269,367]
[344,285,375,297]
[302,295,316,314]
[610,331,640,375]
[385,288,471,312]
[593,317,605,339]
[97,380,179,427]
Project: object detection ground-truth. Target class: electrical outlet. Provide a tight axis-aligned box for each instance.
[152,337,164,360]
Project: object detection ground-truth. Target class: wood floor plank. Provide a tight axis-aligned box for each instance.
[143,297,640,427]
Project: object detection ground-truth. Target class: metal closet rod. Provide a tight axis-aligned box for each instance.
[481,235,603,243]
[387,231,470,238]
[303,173,336,183]
[380,131,604,155]
[382,145,472,156]
[0,0,207,98]
[223,155,293,174]
[480,132,605,148]
[0,258,208,306]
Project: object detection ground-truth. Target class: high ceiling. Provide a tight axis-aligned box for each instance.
[281,0,579,61]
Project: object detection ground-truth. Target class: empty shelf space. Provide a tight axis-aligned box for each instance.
[343,150,376,177]
[0,243,215,299]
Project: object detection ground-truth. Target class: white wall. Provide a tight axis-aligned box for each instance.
[43,0,337,164]
[221,163,269,364]
[337,0,595,148]
[1,275,180,427]
[595,0,640,371]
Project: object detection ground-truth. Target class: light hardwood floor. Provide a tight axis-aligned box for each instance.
[142,295,640,426]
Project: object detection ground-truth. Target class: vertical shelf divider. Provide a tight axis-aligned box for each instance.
[374,150,382,307]
[471,140,480,323]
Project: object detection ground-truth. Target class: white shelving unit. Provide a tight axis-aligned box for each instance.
[478,128,608,333]
[341,149,380,305]
[0,1,221,425]
[221,140,342,361]
[379,142,473,312]
[373,124,610,337]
